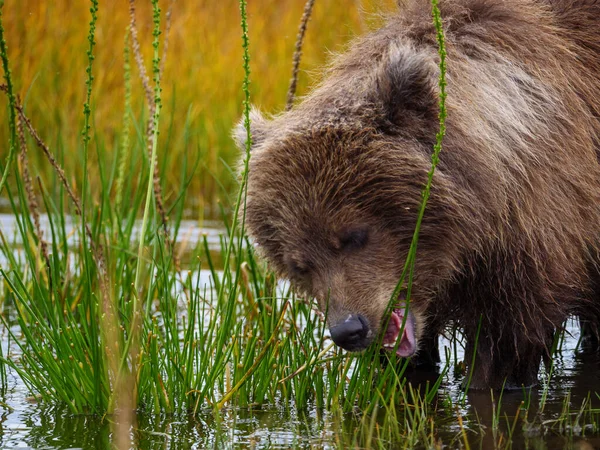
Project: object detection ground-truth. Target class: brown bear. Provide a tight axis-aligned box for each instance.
[235,0,600,390]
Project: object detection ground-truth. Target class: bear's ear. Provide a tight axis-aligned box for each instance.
[374,43,438,131]
[233,107,269,151]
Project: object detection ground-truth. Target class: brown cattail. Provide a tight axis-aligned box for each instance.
[15,97,51,276]
[1,84,110,330]
[285,0,316,111]
[128,0,153,106]
[160,0,176,80]
[128,0,179,271]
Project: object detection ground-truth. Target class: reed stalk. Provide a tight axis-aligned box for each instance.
[16,104,50,274]
[128,0,170,241]
[0,1,16,196]
[380,0,448,363]
[115,30,132,211]
[285,0,316,111]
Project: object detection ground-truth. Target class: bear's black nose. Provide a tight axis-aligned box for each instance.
[330,314,370,351]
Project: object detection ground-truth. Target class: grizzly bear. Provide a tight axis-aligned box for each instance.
[235,0,600,390]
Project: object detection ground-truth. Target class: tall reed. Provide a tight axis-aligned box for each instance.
[114,30,132,211]
[285,0,316,111]
[0,1,16,195]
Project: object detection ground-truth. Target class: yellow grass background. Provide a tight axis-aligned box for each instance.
[2,0,396,214]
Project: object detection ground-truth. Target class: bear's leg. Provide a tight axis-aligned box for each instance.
[413,327,440,368]
[463,324,554,391]
[579,317,599,353]
[579,262,600,353]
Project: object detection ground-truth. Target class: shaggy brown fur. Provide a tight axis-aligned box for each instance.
[235,0,600,389]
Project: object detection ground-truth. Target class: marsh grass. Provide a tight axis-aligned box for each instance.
[0,0,599,448]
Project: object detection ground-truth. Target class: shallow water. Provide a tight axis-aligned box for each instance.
[2,327,599,449]
[0,213,225,253]
[0,213,599,449]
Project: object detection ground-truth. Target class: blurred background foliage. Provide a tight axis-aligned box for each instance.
[1,0,396,217]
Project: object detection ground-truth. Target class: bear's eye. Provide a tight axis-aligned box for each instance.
[291,263,310,277]
[339,227,369,251]
[286,258,312,278]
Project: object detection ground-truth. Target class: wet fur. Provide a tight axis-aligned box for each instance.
[236,0,600,389]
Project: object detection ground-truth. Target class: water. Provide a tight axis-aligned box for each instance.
[0,213,599,449]
[0,213,224,253]
[2,337,598,448]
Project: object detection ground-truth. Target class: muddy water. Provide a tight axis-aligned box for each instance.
[1,214,599,449]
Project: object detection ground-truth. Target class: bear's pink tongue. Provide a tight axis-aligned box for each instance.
[382,305,416,357]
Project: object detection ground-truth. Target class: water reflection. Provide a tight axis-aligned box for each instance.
[1,342,597,448]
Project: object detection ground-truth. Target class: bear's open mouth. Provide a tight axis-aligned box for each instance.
[382,303,416,357]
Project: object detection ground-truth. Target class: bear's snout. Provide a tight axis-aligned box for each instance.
[329,314,372,351]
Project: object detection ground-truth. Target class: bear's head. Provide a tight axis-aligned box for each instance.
[234,43,456,357]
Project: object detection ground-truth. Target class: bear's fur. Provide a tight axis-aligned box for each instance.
[235,0,600,389]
